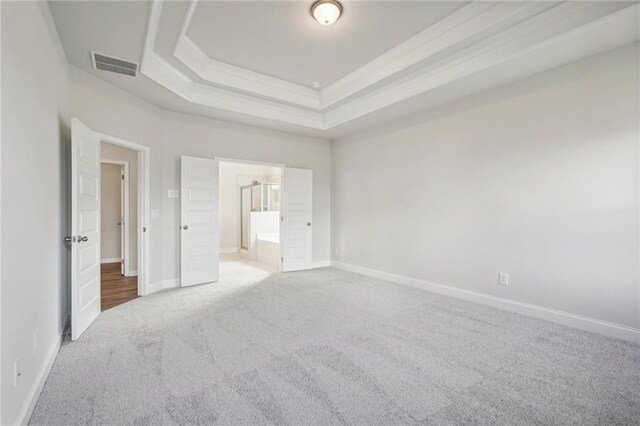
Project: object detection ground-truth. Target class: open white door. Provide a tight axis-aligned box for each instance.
[281,167,313,272]
[180,156,219,287]
[71,118,101,340]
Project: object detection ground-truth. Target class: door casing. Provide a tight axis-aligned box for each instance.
[95,130,150,297]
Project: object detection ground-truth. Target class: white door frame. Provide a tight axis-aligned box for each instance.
[100,159,130,276]
[97,132,150,296]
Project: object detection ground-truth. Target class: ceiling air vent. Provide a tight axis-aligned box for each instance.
[91,51,138,77]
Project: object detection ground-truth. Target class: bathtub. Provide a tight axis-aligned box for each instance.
[257,233,280,268]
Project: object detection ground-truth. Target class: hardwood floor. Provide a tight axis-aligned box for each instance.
[101,262,138,311]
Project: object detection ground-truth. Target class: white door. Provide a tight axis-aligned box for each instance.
[281,167,313,272]
[119,166,125,275]
[180,156,219,287]
[71,118,101,340]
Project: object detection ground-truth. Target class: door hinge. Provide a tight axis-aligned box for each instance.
[121,174,125,180]
[281,257,283,262]
[281,216,284,222]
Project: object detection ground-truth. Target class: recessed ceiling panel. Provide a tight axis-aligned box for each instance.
[186,1,468,87]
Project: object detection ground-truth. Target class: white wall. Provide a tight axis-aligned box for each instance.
[100,163,122,261]
[332,43,640,331]
[68,66,331,289]
[1,2,70,424]
[219,161,281,252]
[101,142,138,272]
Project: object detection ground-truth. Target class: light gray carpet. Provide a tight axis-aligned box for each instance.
[30,266,640,425]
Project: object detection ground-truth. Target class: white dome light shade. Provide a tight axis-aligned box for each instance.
[311,0,342,26]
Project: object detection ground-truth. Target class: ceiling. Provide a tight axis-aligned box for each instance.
[48,1,640,139]
[187,1,467,87]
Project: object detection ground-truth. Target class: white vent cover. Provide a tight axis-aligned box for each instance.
[91,51,138,77]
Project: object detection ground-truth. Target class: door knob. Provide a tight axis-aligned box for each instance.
[117,222,122,226]
[78,236,88,242]
[183,225,189,230]
[64,236,73,243]
[307,222,311,227]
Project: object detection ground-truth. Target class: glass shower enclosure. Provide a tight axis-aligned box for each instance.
[240,182,281,250]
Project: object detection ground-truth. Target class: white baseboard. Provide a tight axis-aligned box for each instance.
[313,260,331,268]
[220,247,238,254]
[147,281,161,294]
[100,258,121,264]
[15,315,69,425]
[331,261,640,344]
[148,278,180,294]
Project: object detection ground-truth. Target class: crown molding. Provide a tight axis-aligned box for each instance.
[174,0,322,109]
[140,0,639,131]
[173,1,559,109]
[320,1,556,108]
[141,0,324,129]
[324,2,640,129]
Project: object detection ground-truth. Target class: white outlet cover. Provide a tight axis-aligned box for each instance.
[499,273,509,285]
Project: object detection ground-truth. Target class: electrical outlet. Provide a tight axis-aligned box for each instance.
[168,189,179,198]
[499,272,509,286]
[33,330,38,355]
[13,359,22,387]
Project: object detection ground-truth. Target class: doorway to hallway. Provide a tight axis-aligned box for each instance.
[100,263,138,311]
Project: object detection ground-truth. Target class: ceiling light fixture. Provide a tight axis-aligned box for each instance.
[311,0,343,26]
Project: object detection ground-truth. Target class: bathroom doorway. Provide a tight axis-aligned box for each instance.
[219,160,283,278]
[179,155,313,287]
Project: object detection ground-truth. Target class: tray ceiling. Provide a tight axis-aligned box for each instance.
[186,1,467,87]
[49,1,640,137]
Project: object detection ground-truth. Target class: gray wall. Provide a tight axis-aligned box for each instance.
[332,43,640,329]
[68,65,332,287]
[1,2,70,424]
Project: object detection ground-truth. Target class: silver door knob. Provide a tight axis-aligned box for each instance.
[64,236,72,243]
[183,225,189,230]
[307,222,311,226]
[78,236,88,242]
